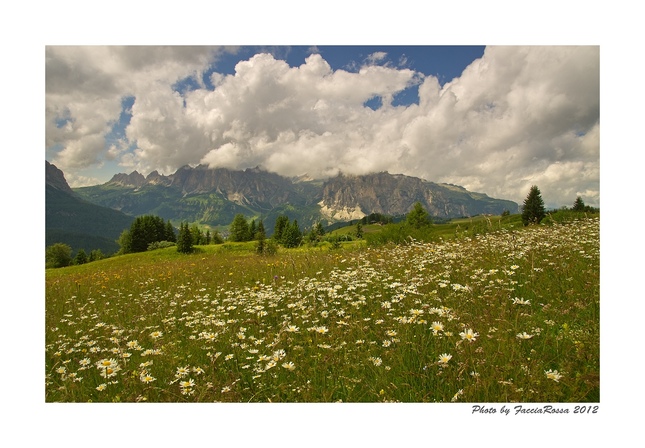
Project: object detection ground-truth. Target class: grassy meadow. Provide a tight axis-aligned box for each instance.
[45,215,599,403]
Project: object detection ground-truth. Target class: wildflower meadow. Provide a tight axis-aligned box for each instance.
[45,217,599,403]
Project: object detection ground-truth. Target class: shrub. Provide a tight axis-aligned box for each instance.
[148,241,177,251]
[46,243,73,268]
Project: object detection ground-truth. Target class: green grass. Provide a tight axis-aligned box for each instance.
[46,216,599,402]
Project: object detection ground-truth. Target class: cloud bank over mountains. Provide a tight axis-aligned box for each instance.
[46,46,599,207]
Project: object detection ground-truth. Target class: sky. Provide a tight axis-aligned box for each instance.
[46,45,599,209]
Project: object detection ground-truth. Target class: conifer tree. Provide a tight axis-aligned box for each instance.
[74,248,88,265]
[315,222,325,236]
[211,229,224,244]
[230,214,251,242]
[406,202,432,229]
[124,215,173,253]
[255,225,266,255]
[282,220,302,248]
[572,196,585,211]
[89,249,104,262]
[274,215,289,242]
[190,224,204,245]
[177,222,194,253]
[165,221,176,242]
[521,185,546,225]
[256,220,266,240]
[356,221,364,239]
[249,220,257,240]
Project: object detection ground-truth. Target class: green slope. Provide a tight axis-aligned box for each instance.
[46,185,134,255]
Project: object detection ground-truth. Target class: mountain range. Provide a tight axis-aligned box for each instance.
[47,161,518,254]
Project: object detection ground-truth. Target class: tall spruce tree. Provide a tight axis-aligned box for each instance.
[256,220,266,240]
[177,222,194,253]
[74,248,88,265]
[572,196,586,211]
[314,222,325,236]
[249,220,257,240]
[165,221,176,242]
[282,220,302,248]
[274,215,289,242]
[521,185,546,225]
[230,214,251,242]
[355,221,364,239]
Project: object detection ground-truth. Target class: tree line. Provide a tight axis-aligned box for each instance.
[46,187,598,267]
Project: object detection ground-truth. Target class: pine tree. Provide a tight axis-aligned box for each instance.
[74,248,88,265]
[315,222,325,236]
[521,185,546,225]
[257,220,266,239]
[249,220,257,240]
[230,214,251,242]
[355,221,364,239]
[125,215,172,253]
[406,202,432,229]
[89,249,104,262]
[177,222,194,253]
[211,230,224,244]
[274,215,289,242]
[165,221,176,242]
[255,226,266,255]
[572,196,585,211]
[282,220,302,248]
[190,224,204,245]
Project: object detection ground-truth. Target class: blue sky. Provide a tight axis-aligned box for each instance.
[46,45,599,208]
[195,45,486,89]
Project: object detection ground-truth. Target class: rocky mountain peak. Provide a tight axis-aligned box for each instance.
[75,164,519,229]
[46,161,74,194]
[107,171,146,187]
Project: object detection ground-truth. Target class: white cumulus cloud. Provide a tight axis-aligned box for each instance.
[46,46,599,207]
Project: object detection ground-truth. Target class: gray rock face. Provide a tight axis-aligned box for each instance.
[45,160,74,194]
[320,172,519,219]
[76,165,519,228]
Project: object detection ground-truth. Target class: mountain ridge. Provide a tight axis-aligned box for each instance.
[74,164,519,232]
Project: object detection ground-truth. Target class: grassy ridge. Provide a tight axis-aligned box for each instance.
[45,216,599,402]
